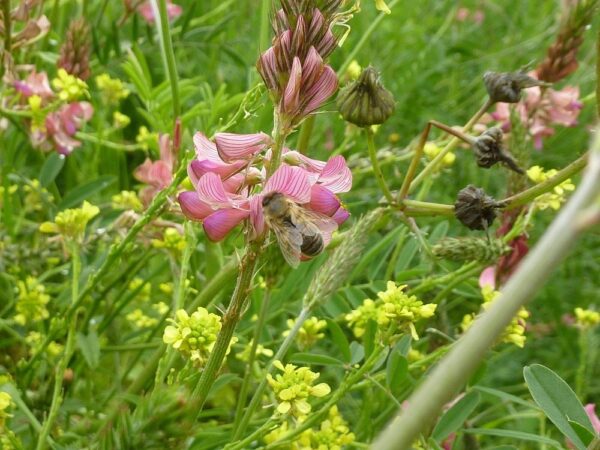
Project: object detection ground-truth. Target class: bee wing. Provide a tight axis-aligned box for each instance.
[290,208,338,236]
[269,219,303,268]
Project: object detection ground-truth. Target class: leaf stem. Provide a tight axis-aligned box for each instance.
[366,127,395,205]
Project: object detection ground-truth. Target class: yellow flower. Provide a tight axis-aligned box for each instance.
[25,331,64,358]
[113,111,131,128]
[375,0,391,14]
[574,307,600,328]
[136,126,158,151]
[283,317,327,350]
[346,60,362,80]
[163,307,228,366]
[152,228,186,253]
[39,201,99,241]
[0,391,14,428]
[52,68,89,101]
[526,165,575,211]
[297,405,355,449]
[424,142,456,168]
[111,190,142,211]
[267,361,331,419]
[128,278,151,302]
[236,340,274,362]
[159,282,173,295]
[126,308,158,328]
[24,179,53,212]
[95,73,130,104]
[345,298,380,338]
[13,277,50,326]
[153,301,170,315]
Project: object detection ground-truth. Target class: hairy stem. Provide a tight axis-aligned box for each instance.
[366,128,395,205]
[373,132,600,450]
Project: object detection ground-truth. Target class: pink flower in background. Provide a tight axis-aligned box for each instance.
[178,132,351,246]
[486,72,582,149]
[585,404,600,434]
[455,7,485,24]
[137,0,182,24]
[14,71,54,100]
[134,133,174,205]
[44,102,94,155]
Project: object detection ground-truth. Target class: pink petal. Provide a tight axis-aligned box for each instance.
[148,160,172,188]
[291,15,306,56]
[309,185,340,216]
[158,134,174,169]
[203,208,249,242]
[214,132,271,162]
[316,29,336,59]
[283,56,302,115]
[196,172,232,205]
[318,155,352,193]
[263,165,312,204]
[283,149,327,173]
[479,266,496,289]
[332,206,350,225]
[302,65,338,116]
[189,159,245,180]
[301,47,324,89]
[250,195,265,237]
[193,132,220,161]
[257,47,279,91]
[584,404,600,434]
[178,191,214,220]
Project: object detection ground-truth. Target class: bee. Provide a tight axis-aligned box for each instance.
[262,192,338,268]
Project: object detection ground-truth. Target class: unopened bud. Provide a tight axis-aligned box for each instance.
[454,185,502,230]
[473,127,524,174]
[483,71,550,104]
[432,237,510,263]
[337,67,395,127]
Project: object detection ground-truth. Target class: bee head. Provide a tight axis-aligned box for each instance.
[262,191,284,207]
[262,192,288,217]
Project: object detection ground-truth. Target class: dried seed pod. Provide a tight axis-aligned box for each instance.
[432,237,510,263]
[337,66,395,127]
[472,127,524,174]
[454,185,502,230]
[57,18,91,80]
[483,71,550,104]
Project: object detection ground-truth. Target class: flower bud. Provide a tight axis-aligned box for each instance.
[432,237,510,263]
[337,66,395,127]
[454,185,502,230]
[472,127,524,174]
[483,70,550,103]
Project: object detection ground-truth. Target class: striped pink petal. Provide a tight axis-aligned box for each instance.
[283,149,327,173]
[178,191,214,221]
[214,132,271,162]
[203,208,250,242]
[263,165,312,204]
[249,195,265,237]
[189,158,246,181]
[302,65,337,116]
[318,156,352,193]
[301,47,323,89]
[309,185,340,216]
[283,57,302,116]
[332,206,350,225]
[193,132,220,161]
[257,47,279,92]
[196,172,233,205]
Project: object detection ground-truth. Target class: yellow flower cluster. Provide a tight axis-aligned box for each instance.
[136,126,158,150]
[14,277,50,326]
[346,282,437,340]
[128,278,151,302]
[574,307,600,328]
[162,308,225,366]
[95,73,130,104]
[267,361,331,418]
[152,228,186,253]
[52,68,89,101]
[297,406,355,449]
[375,0,391,14]
[126,308,158,328]
[461,286,530,348]
[39,201,99,241]
[24,180,53,212]
[284,317,327,350]
[526,165,575,210]
[0,391,13,428]
[236,340,274,362]
[28,95,46,131]
[112,190,142,211]
[113,111,131,128]
[423,142,456,169]
[25,331,64,358]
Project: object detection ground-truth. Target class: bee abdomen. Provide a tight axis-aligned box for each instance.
[301,233,324,257]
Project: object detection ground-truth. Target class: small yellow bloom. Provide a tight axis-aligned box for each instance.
[152,228,186,253]
[424,142,456,168]
[14,277,50,326]
[126,308,158,328]
[527,165,575,211]
[346,60,362,80]
[136,126,158,151]
[297,405,355,449]
[0,391,14,427]
[283,316,327,350]
[236,340,274,362]
[112,190,142,211]
[574,307,600,328]
[52,68,89,101]
[375,0,391,14]
[39,201,99,241]
[113,111,131,128]
[96,73,130,104]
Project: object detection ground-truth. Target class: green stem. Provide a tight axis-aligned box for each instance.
[501,152,588,210]
[372,133,600,450]
[36,242,80,450]
[75,132,145,151]
[190,240,263,413]
[366,128,395,205]
[401,199,454,215]
[409,98,492,192]
[266,121,288,178]
[231,289,272,435]
[575,329,589,399]
[296,115,315,154]
[152,0,180,121]
[227,418,279,450]
[233,307,311,440]
[1,0,10,78]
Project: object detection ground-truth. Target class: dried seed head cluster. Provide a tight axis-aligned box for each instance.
[472,127,524,174]
[257,0,346,127]
[432,237,510,264]
[57,18,91,80]
[337,66,396,127]
[483,70,549,104]
[454,185,502,230]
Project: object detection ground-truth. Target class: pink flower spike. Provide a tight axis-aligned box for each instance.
[302,64,338,116]
[214,132,271,162]
[263,165,312,204]
[302,47,324,88]
[283,57,303,116]
[137,0,182,24]
[309,184,341,216]
[318,155,352,193]
[14,71,53,99]
[203,208,250,242]
[479,266,496,289]
[178,191,214,221]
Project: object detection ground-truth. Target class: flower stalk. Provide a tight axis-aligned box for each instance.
[373,131,600,449]
[366,127,395,204]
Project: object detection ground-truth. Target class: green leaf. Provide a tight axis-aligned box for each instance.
[567,420,596,446]
[350,342,365,365]
[386,349,408,395]
[464,428,562,448]
[76,330,100,369]
[432,391,481,442]
[394,335,412,357]
[524,364,594,450]
[473,385,538,409]
[326,319,351,363]
[289,352,345,367]
[39,153,65,187]
[57,176,115,210]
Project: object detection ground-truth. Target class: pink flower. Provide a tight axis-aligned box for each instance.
[134,133,174,205]
[14,70,53,100]
[478,266,496,289]
[137,0,182,24]
[486,73,582,150]
[585,404,600,434]
[44,102,93,155]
